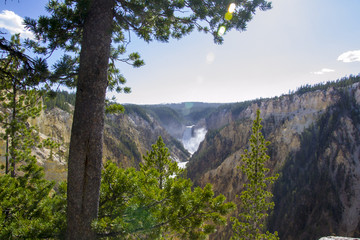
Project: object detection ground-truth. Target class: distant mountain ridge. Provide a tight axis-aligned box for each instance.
[142,102,222,139]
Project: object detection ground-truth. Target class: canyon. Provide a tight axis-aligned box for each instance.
[1,76,360,239]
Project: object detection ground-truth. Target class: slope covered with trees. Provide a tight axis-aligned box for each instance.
[269,87,360,239]
[186,75,360,239]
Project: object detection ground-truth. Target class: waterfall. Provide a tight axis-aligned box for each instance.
[181,125,207,155]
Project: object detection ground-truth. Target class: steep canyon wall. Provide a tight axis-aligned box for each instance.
[187,82,360,239]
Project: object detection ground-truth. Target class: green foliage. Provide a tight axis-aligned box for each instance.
[0,160,67,239]
[43,90,76,112]
[44,90,126,115]
[24,0,272,93]
[141,136,184,190]
[0,34,50,88]
[94,136,235,239]
[42,138,61,161]
[26,0,272,46]
[231,110,279,240]
[105,102,125,115]
[124,104,152,124]
[0,35,47,176]
[145,102,223,126]
[145,106,184,126]
[0,35,67,239]
[295,74,360,95]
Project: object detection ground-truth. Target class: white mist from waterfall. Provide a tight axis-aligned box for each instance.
[181,126,207,155]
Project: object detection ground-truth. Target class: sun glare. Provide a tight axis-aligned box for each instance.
[218,26,226,36]
[228,3,236,13]
[225,12,233,21]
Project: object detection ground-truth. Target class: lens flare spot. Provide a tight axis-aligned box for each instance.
[218,26,226,36]
[225,12,233,21]
[185,102,194,109]
[196,76,204,84]
[228,3,236,13]
[206,52,215,64]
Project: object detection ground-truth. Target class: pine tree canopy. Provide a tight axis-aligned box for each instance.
[24,0,272,92]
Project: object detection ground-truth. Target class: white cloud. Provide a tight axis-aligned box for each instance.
[312,68,335,75]
[0,10,34,39]
[337,50,360,63]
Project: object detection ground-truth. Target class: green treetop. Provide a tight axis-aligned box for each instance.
[231,110,279,240]
[95,136,235,239]
[141,136,183,190]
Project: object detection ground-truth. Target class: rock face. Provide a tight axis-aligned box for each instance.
[143,103,220,154]
[33,107,73,181]
[0,103,190,181]
[103,106,190,168]
[1,100,219,180]
[0,105,72,182]
[187,81,360,239]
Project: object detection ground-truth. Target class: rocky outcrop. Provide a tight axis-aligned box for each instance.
[187,82,360,239]
[104,109,190,168]
[0,106,72,181]
[0,104,190,181]
[188,86,341,184]
[269,97,360,239]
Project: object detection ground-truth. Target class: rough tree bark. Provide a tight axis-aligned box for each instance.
[66,0,115,239]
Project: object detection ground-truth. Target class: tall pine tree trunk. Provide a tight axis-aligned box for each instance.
[10,82,17,178]
[5,132,9,174]
[66,0,115,239]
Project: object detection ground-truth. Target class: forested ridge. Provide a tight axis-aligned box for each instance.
[269,87,360,239]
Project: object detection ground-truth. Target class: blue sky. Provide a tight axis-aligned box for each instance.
[1,0,360,104]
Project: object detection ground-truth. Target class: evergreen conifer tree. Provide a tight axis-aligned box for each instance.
[0,34,44,176]
[0,163,67,239]
[0,35,67,239]
[94,136,235,239]
[231,110,279,240]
